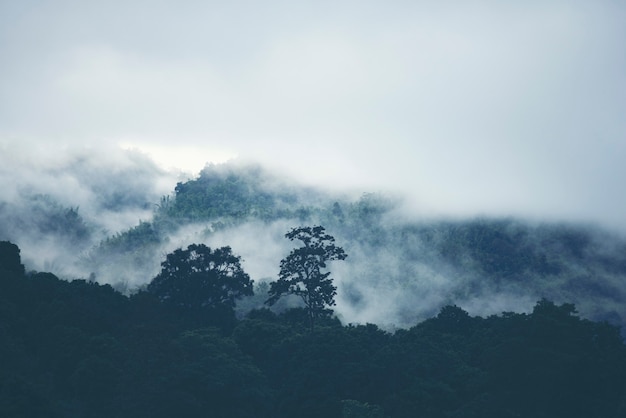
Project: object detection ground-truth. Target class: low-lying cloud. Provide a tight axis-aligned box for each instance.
[1,146,626,330]
[0,141,183,276]
[1,1,625,231]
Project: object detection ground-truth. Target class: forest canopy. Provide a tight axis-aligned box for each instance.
[4,163,626,332]
[2,161,626,417]
[1,239,625,417]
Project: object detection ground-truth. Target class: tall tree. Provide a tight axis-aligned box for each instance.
[267,226,347,329]
[147,244,253,310]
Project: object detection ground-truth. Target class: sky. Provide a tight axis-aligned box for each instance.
[1,0,625,230]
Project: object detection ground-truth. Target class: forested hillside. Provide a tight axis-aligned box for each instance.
[2,162,626,329]
[1,241,625,417]
[75,163,626,329]
[2,161,626,416]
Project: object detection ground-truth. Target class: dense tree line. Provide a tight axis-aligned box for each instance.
[77,164,626,331]
[2,240,626,417]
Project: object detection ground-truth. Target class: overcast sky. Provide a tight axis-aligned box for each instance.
[1,0,625,230]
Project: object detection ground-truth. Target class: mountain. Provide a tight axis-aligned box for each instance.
[79,164,626,327]
[2,160,626,329]
[2,245,625,417]
[3,159,626,416]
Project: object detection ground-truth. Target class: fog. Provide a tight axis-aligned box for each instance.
[1,143,626,328]
[1,1,626,327]
[0,141,182,277]
[1,0,625,230]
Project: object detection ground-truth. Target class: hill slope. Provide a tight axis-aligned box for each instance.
[78,163,626,329]
[1,161,626,328]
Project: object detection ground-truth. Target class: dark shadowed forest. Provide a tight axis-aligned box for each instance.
[2,240,626,417]
[2,162,626,417]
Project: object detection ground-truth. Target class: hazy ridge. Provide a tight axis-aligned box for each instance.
[3,152,626,417]
[2,153,625,329]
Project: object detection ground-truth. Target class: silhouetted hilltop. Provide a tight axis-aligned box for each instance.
[1,240,625,417]
[2,162,626,328]
[80,163,626,329]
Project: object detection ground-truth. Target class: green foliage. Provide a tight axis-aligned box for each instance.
[0,241,24,276]
[0,376,59,418]
[159,328,271,417]
[8,163,626,416]
[341,399,387,418]
[163,164,301,222]
[147,244,253,311]
[20,195,92,247]
[83,220,163,287]
[84,163,626,331]
[267,226,347,329]
[0,195,93,265]
[101,221,161,253]
[1,243,626,418]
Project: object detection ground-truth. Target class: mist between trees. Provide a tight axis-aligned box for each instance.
[2,237,626,417]
[1,154,626,331]
[2,154,626,416]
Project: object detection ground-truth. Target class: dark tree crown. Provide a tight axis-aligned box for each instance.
[148,244,253,310]
[267,226,346,329]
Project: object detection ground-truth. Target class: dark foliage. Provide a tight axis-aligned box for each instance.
[76,163,626,333]
[4,160,626,417]
[164,164,305,222]
[147,244,253,315]
[266,226,347,329]
[2,242,626,417]
[0,195,92,250]
[0,241,24,276]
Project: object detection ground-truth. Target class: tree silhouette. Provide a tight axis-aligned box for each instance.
[267,226,347,329]
[147,244,253,311]
[0,241,25,276]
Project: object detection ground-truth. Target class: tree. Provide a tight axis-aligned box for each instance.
[266,226,347,329]
[0,241,25,276]
[147,244,253,311]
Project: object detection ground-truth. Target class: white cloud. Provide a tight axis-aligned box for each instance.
[0,0,625,229]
